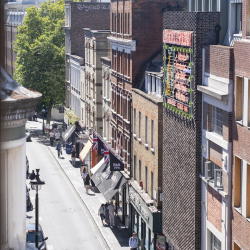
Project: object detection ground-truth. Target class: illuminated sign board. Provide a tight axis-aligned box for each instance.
[163,29,194,117]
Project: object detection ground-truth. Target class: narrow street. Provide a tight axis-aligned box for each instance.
[26,121,109,250]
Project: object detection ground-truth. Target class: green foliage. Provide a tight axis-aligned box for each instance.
[14,0,65,121]
[65,109,80,125]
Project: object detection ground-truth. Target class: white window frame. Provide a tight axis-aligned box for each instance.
[212,106,223,136]
[210,231,221,250]
[214,169,223,188]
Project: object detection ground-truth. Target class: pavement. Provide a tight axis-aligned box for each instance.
[28,118,130,250]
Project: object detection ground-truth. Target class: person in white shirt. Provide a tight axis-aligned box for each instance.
[49,130,55,146]
[108,201,115,227]
[129,233,139,250]
[55,130,61,142]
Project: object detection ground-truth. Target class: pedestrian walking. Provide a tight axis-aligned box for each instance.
[56,141,61,158]
[90,177,95,193]
[71,147,76,166]
[85,173,90,194]
[81,167,87,183]
[108,201,115,227]
[98,204,105,225]
[129,233,139,250]
[55,130,60,142]
[105,202,109,224]
[49,130,55,147]
[33,111,37,121]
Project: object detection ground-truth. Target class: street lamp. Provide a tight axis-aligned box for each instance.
[30,169,45,249]
[42,106,46,135]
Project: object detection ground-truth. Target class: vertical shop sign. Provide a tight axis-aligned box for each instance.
[163,29,194,117]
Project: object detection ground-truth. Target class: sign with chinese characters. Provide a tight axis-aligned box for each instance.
[163,29,194,117]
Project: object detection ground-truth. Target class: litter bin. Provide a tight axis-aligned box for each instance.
[66,144,72,154]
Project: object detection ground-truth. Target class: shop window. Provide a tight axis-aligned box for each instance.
[210,231,221,250]
[134,155,137,180]
[133,108,136,134]
[236,76,243,122]
[234,156,242,208]
[212,106,223,136]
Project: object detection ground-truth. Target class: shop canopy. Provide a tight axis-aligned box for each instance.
[91,161,127,201]
[62,125,76,142]
[79,140,92,162]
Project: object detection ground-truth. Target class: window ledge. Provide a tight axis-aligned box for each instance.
[133,134,136,138]
[106,98,110,102]
[200,174,227,198]
[236,120,243,126]
[124,119,130,124]
[138,138,141,142]
[150,148,155,153]
[234,207,242,215]
[144,143,148,148]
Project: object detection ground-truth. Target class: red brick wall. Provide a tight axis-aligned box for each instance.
[70,3,110,58]
[209,142,223,168]
[207,185,222,233]
[204,45,234,80]
[232,32,250,250]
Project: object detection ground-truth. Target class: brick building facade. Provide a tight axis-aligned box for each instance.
[108,0,187,174]
[162,11,220,250]
[198,45,234,250]
[232,0,250,248]
[64,1,110,109]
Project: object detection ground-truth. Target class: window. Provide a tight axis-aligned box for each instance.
[134,155,137,180]
[247,163,250,218]
[139,160,142,181]
[151,120,154,148]
[215,168,223,188]
[151,172,154,199]
[145,166,148,193]
[145,116,148,144]
[234,156,242,208]
[236,77,243,122]
[235,3,242,34]
[139,112,141,139]
[133,108,136,134]
[234,242,241,250]
[248,79,250,127]
[247,0,250,36]
[212,106,223,135]
[210,231,221,250]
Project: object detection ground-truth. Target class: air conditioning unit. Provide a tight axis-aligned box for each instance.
[205,161,212,180]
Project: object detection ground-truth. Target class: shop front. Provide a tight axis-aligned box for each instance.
[129,184,162,250]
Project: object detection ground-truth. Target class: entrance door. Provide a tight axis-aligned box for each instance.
[141,219,146,250]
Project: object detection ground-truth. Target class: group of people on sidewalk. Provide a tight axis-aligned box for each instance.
[98,201,116,227]
[81,167,95,194]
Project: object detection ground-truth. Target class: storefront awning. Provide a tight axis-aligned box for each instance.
[62,125,76,142]
[95,165,127,201]
[91,158,109,187]
[79,140,92,162]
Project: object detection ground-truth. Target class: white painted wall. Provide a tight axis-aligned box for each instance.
[1,137,27,250]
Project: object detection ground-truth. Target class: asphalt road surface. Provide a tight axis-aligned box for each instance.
[26,127,108,250]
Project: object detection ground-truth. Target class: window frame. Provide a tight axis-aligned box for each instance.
[151,119,154,149]
[145,116,148,144]
[212,106,223,136]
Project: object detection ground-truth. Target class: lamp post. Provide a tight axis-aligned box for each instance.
[30,169,45,249]
[42,106,46,135]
